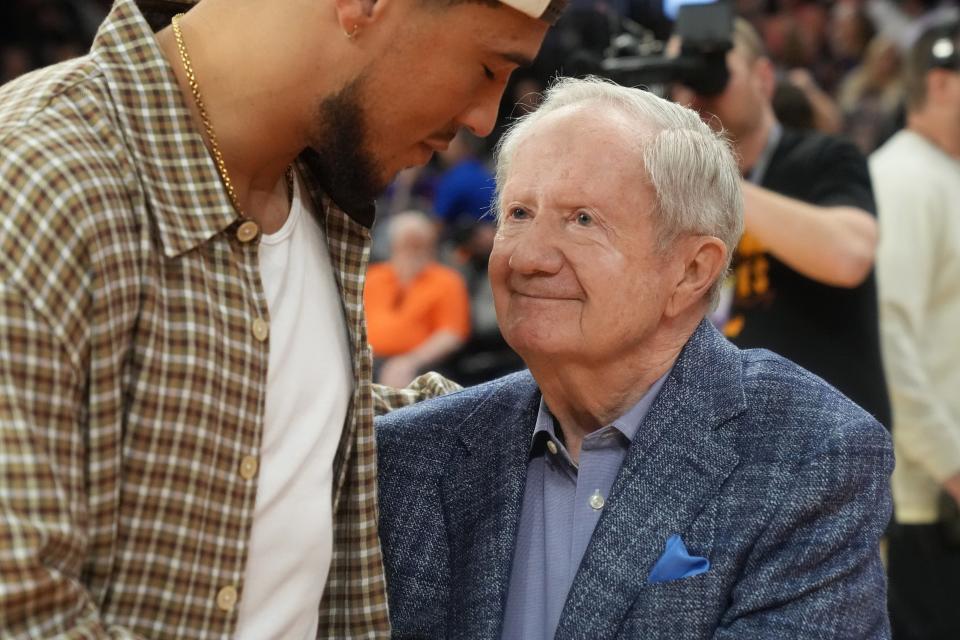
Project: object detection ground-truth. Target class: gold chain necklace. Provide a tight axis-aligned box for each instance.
[171,13,292,217]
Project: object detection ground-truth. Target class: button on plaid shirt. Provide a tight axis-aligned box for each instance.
[0,0,457,637]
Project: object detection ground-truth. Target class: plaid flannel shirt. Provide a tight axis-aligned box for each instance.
[0,0,458,637]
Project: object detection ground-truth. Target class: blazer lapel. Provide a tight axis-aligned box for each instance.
[557,322,746,639]
[442,374,541,639]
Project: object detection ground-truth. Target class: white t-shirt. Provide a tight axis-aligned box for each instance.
[234,174,353,638]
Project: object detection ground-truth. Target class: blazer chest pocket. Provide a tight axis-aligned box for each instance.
[620,571,723,637]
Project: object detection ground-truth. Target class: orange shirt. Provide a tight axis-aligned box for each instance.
[364,262,471,357]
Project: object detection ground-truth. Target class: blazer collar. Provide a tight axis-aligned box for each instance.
[442,373,541,638]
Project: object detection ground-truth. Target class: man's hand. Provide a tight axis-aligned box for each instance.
[379,355,422,389]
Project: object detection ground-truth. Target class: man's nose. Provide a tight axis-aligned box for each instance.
[457,85,504,138]
[506,223,564,276]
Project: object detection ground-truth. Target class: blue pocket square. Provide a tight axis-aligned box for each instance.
[647,534,710,584]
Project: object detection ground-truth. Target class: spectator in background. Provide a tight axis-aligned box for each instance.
[870,20,960,640]
[433,130,497,235]
[829,0,877,74]
[778,67,843,133]
[366,211,471,388]
[772,75,817,130]
[837,35,904,154]
[676,18,891,429]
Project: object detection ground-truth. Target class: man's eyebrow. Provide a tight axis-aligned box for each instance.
[498,51,535,68]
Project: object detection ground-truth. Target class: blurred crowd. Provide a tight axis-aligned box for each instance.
[1,0,110,84]
[367,0,959,388]
[2,0,954,387]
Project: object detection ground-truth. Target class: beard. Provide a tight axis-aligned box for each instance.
[306,73,386,215]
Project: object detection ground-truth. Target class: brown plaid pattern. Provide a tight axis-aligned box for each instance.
[0,0,458,637]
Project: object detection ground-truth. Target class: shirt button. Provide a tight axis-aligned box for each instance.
[239,455,258,480]
[546,440,558,455]
[589,489,605,511]
[216,585,238,612]
[251,317,269,342]
[236,220,260,243]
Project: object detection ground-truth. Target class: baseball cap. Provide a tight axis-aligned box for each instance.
[920,20,960,71]
[137,0,567,23]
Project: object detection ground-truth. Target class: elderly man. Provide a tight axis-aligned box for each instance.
[376,78,893,639]
[0,0,555,636]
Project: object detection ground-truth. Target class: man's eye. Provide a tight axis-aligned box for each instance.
[483,65,495,81]
[576,211,593,226]
[509,207,528,219]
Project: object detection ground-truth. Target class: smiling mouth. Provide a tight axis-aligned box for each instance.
[513,292,580,301]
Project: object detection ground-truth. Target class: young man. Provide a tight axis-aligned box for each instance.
[871,21,960,640]
[0,0,555,636]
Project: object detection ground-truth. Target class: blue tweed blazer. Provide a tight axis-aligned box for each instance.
[376,321,893,639]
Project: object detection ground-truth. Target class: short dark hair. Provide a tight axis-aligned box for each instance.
[904,21,960,111]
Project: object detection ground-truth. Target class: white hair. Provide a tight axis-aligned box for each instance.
[493,76,744,306]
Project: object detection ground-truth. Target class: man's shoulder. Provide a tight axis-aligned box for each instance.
[0,58,128,226]
[871,130,960,185]
[735,348,890,458]
[776,127,859,161]
[0,60,140,338]
[769,128,866,181]
[767,127,874,211]
[0,56,109,145]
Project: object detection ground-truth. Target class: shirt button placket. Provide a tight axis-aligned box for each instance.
[251,317,269,342]
[216,585,238,612]
[235,220,260,243]
[239,455,258,480]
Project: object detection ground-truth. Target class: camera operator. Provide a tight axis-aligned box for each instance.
[674,18,891,429]
[871,21,960,639]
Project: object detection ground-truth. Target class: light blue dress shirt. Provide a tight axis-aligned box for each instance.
[501,373,670,640]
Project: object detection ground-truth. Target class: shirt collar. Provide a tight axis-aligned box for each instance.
[746,121,783,186]
[530,368,672,453]
[90,0,375,260]
[92,0,237,258]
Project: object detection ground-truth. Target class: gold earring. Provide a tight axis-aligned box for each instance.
[345,24,360,40]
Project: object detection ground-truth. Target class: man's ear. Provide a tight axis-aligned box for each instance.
[664,235,728,318]
[334,0,379,32]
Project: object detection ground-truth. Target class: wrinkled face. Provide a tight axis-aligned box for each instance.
[309,1,547,212]
[489,105,682,367]
[687,48,768,141]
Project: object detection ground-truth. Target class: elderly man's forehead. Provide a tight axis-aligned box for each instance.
[500,103,655,203]
[521,102,654,148]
